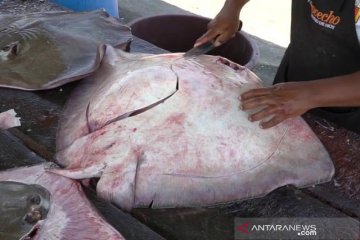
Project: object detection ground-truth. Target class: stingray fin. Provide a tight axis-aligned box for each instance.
[45,163,106,179]
[96,151,142,211]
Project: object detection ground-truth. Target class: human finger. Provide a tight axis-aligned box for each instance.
[240,87,273,100]
[214,30,236,47]
[248,106,282,122]
[241,96,277,111]
[194,29,219,47]
[260,114,287,129]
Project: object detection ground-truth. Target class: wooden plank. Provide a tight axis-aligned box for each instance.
[303,113,360,218]
[0,85,75,156]
[85,188,164,240]
[0,130,45,170]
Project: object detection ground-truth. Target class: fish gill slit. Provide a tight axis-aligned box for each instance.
[92,64,180,131]
[132,155,142,207]
[85,103,94,133]
[148,200,154,208]
[24,224,40,239]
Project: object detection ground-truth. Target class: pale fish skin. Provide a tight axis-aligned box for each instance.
[0,109,21,130]
[52,46,334,211]
[0,164,125,240]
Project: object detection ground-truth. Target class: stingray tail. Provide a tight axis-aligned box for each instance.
[45,163,106,179]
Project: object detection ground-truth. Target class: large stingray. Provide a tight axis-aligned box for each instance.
[51,46,335,211]
[0,10,132,90]
[0,164,125,239]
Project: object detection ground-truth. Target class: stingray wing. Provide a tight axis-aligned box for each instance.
[55,46,334,211]
[0,164,125,239]
[0,10,132,90]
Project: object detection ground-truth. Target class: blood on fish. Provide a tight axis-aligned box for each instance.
[165,113,186,125]
[217,57,241,71]
[54,46,334,211]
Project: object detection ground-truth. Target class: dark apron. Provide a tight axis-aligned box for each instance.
[274,0,360,133]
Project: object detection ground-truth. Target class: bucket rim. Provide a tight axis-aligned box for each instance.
[128,14,260,69]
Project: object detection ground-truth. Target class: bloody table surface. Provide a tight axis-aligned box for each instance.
[0,1,359,240]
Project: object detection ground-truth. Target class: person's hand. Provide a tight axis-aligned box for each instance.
[240,82,315,129]
[194,7,241,47]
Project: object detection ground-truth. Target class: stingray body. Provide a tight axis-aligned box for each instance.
[0,164,125,240]
[0,109,20,130]
[0,10,131,90]
[53,46,334,211]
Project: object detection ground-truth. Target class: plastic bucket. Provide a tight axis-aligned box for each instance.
[51,0,119,17]
[129,14,259,69]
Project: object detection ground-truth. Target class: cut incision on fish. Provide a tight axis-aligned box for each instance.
[53,46,335,211]
[0,164,125,240]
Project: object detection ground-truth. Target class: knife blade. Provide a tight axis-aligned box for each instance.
[183,41,215,58]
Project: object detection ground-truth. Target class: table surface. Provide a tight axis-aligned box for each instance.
[0,1,359,239]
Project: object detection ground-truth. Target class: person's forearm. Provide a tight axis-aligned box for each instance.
[194,0,249,47]
[221,0,249,16]
[240,70,360,129]
[308,71,360,108]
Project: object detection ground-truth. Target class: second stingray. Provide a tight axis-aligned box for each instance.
[0,10,132,90]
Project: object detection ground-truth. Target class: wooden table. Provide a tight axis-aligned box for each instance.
[0,1,359,239]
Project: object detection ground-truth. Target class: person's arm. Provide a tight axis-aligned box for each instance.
[240,71,360,129]
[194,0,249,47]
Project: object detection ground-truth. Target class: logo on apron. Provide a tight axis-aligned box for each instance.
[355,0,360,23]
[308,0,341,29]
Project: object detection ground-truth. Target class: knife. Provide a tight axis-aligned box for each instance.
[183,41,215,58]
[184,20,243,58]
